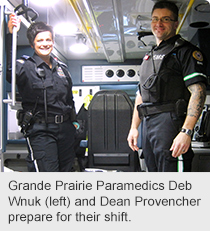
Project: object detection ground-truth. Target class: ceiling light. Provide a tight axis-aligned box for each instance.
[70,43,89,53]
[70,34,89,54]
[30,0,59,7]
[54,23,78,36]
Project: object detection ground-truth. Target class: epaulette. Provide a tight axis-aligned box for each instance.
[175,37,187,48]
[17,55,33,64]
[21,55,30,60]
[17,59,25,64]
[57,60,67,68]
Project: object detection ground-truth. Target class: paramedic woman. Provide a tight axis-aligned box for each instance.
[7,14,77,172]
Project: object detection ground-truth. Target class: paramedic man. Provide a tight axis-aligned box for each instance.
[127,1,207,172]
[7,14,77,172]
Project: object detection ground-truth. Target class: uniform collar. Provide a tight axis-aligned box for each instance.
[154,34,181,51]
[32,52,57,69]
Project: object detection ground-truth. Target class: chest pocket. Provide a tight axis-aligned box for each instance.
[32,66,54,90]
[32,79,53,90]
[161,53,181,78]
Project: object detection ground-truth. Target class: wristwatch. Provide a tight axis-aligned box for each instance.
[180,128,193,136]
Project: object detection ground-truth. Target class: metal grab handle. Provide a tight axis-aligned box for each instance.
[16,7,38,23]
[3,3,38,106]
[14,4,39,24]
[3,25,17,106]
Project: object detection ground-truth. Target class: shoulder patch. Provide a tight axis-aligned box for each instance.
[57,66,66,78]
[193,51,203,62]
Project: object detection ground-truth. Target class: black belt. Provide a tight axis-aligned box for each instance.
[137,103,176,117]
[35,114,70,124]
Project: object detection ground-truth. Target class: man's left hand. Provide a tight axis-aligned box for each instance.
[170,132,191,158]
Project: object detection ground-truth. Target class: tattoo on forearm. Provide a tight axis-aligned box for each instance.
[187,83,206,119]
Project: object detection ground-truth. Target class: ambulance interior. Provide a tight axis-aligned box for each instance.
[1,0,210,172]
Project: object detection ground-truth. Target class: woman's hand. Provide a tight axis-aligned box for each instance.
[8,13,21,33]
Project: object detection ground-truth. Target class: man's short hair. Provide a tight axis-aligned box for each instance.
[151,1,179,21]
[27,22,54,47]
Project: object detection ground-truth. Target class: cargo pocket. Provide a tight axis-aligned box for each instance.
[26,151,46,172]
[162,150,178,172]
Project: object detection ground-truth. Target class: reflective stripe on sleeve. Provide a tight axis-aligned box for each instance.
[184,72,207,81]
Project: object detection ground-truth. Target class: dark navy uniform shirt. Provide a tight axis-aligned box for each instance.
[7,34,76,119]
[139,34,208,104]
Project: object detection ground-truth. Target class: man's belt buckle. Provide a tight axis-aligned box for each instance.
[55,115,63,124]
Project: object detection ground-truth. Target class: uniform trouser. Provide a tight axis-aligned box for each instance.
[25,120,76,172]
[142,112,194,172]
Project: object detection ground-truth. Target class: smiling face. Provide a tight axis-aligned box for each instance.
[32,31,54,58]
[151,8,179,45]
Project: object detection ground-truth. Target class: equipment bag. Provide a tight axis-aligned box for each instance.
[203,106,210,141]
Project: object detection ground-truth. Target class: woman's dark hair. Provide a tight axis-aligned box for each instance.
[27,21,54,47]
[151,1,179,21]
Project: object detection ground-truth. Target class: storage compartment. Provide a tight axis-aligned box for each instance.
[191,148,210,172]
[93,153,130,165]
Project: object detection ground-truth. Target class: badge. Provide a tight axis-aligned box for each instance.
[192,51,203,62]
[144,54,150,60]
[57,66,66,77]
